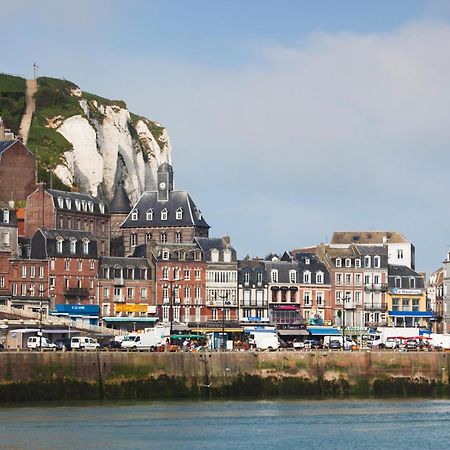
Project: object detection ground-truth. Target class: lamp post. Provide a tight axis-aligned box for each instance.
[214,292,231,350]
[340,295,351,351]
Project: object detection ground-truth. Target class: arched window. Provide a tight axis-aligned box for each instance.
[146,209,153,220]
[161,209,168,220]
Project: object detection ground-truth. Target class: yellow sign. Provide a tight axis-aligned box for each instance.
[114,304,148,313]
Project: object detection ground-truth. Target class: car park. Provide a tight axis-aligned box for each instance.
[27,336,56,350]
[71,336,100,350]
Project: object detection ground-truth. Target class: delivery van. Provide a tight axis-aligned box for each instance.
[248,331,280,351]
[71,336,100,350]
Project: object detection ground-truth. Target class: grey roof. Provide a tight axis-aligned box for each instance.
[109,184,132,214]
[356,245,388,256]
[39,229,96,241]
[0,140,16,155]
[388,264,425,289]
[99,256,149,268]
[120,190,209,229]
[47,189,110,215]
[194,237,237,262]
[295,252,330,284]
[158,162,173,173]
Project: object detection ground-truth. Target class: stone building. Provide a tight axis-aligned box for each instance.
[25,184,110,256]
[109,183,132,256]
[427,267,444,333]
[0,140,36,203]
[120,163,209,256]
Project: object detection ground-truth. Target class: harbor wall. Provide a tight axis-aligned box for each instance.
[0,351,449,402]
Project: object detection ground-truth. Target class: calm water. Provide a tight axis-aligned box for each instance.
[1,399,450,449]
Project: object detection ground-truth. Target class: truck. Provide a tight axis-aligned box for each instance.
[429,334,450,350]
[369,327,426,349]
[121,324,170,350]
[247,330,280,351]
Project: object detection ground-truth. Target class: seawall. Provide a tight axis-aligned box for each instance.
[0,351,449,402]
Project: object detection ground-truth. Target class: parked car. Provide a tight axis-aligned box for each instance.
[405,339,419,351]
[292,339,305,350]
[71,336,100,350]
[385,337,400,349]
[27,336,56,350]
[303,339,322,349]
[54,338,72,351]
[100,339,122,350]
[328,339,341,350]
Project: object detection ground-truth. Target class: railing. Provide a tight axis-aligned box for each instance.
[64,288,89,297]
[364,283,388,292]
[363,303,387,311]
[114,277,124,286]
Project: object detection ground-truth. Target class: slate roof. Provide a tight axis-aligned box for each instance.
[388,264,424,288]
[99,256,149,268]
[120,190,209,229]
[355,245,388,256]
[109,184,132,214]
[0,140,15,155]
[47,189,109,215]
[194,237,237,262]
[295,252,331,284]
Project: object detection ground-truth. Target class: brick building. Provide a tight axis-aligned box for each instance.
[29,229,98,310]
[25,184,111,256]
[0,140,36,203]
[120,163,209,256]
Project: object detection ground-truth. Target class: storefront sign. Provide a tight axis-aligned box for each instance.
[115,304,148,313]
[391,288,423,295]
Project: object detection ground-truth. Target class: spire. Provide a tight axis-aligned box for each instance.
[109,183,132,214]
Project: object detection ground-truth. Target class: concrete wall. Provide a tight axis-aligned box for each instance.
[0,351,449,402]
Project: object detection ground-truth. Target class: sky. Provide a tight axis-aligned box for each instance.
[2,0,450,274]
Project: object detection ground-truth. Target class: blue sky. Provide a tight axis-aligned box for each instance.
[2,0,450,274]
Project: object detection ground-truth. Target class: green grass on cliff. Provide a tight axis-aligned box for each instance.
[130,112,166,163]
[0,73,26,134]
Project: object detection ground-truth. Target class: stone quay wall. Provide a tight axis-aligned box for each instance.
[0,351,449,402]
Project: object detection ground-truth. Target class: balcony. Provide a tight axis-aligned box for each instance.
[114,296,124,303]
[114,277,124,286]
[363,303,387,312]
[64,288,89,297]
[364,283,388,292]
[344,301,356,309]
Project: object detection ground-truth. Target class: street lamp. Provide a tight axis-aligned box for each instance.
[338,295,351,351]
[214,292,231,350]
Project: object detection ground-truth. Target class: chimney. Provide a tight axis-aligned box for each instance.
[222,236,231,246]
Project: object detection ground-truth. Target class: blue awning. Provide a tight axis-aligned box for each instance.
[389,311,434,318]
[307,327,341,336]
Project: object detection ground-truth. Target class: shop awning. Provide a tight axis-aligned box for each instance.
[307,327,341,336]
[278,329,309,336]
[102,317,158,323]
[388,311,434,318]
[194,328,243,333]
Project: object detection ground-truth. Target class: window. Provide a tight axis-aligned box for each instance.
[395,277,401,288]
[335,290,343,303]
[364,256,371,268]
[355,291,362,304]
[50,259,55,270]
[304,258,310,265]
[88,201,94,212]
[162,267,169,280]
[364,274,371,284]
[303,271,311,283]
[3,210,9,223]
[256,272,263,285]
[21,284,26,296]
[271,270,278,283]
[412,299,419,311]
[355,259,361,268]
[397,249,404,259]
[345,273,353,285]
[195,286,201,300]
[335,273,342,286]
[12,284,17,296]
[373,274,380,284]
[161,209,168,220]
[99,203,105,214]
[145,233,153,243]
[289,271,296,283]
[83,240,89,255]
[78,259,82,271]
[244,272,250,285]
[173,268,181,280]
[75,199,81,211]
[176,208,183,220]
[81,200,87,211]
[70,239,76,254]
[211,249,219,263]
[77,278,82,289]
[223,249,232,263]
[184,269,190,280]
[57,197,64,208]
[146,209,153,220]
[30,266,35,278]
[195,251,202,261]
[316,272,324,284]
[316,291,324,306]
[140,288,147,299]
[160,232,167,243]
[90,260,95,270]
[127,288,134,299]
[355,274,362,286]
[50,277,55,290]
[21,266,26,278]
[162,249,169,260]
[409,277,415,288]
[335,258,342,268]
[345,258,352,268]
[195,269,201,280]
[402,298,410,311]
[131,210,138,221]
[374,256,381,268]
[212,308,218,320]
[3,231,9,247]
[65,259,70,270]
[303,291,311,306]
[103,287,110,298]
[29,285,35,297]
[0,276,4,288]
[175,231,182,243]
[56,238,63,253]
[184,286,191,299]
[65,198,71,209]
[130,233,137,247]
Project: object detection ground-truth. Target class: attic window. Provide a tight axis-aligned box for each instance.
[82,239,89,255]
[176,208,183,220]
[57,197,64,208]
[3,210,9,224]
[335,258,342,268]
[56,238,63,253]
[161,209,168,221]
[65,198,71,209]
[69,238,77,255]
[75,199,81,211]
[88,201,94,212]
[345,258,352,268]
[146,209,153,221]
[355,259,361,268]
[197,210,202,220]
[131,210,138,221]
[211,249,219,262]
[304,258,310,265]
[99,203,105,214]
[81,200,87,211]
[223,249,231,263]
[162,249,170,260]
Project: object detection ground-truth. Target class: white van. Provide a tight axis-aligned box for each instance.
[248,331,280,351]
[27,336,56,350]
[121,325,170,350]
[71,336,100,350]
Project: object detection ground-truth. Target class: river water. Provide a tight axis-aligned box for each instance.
[1,399,449,449]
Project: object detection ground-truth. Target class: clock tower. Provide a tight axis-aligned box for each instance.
[157,162,174,202]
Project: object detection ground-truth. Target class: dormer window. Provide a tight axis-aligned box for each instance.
[303,271,311,283]
[146,209,153,221]
[409,277,415,288]
[374,256,381,268]
[244,272,250,285]
[197,210,202,220]
[355,259,361,268]
[316,271,324,284]
[289,270,297,283]
[81,200,87,211]
[3,209,9,223]
[161,209,168,221]
[56,238,63,253]
[65,198,71,209]
[99,203,105,214]
[336,258,342,268]
[304,258,310,265]
[271,269,278,283]
[364,256,371,268]
[69,238,77,255]
[57,197,64,208]
[82,239,89,255]
[395,276,401,288]
[176,208,183,220]
[75,200,81,211]
[223,249,231,263]
[131,210,138,221]
[345,258,352,268]
[162,249,170,260]
[211,249,219,262]
[88,201,94,212]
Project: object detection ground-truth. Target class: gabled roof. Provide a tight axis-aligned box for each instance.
[109,184,132,214]
[331,231,410,245]
[194,237,237,262]
[47,189,109,215]
[120,190,209,229]
[0,140,15,155]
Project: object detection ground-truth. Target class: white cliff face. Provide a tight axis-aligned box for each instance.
[51,90,171,204]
